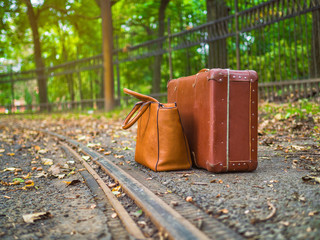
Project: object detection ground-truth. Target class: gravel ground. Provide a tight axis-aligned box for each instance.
[0,127,112,239]
[1,110,320,239]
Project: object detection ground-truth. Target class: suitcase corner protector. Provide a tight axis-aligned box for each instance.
[206,161,225,173]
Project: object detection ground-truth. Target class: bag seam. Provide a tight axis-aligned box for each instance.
[155,103,160,172]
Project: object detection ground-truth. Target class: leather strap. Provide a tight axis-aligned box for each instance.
[122,101,152,129]
[124,88,159,103]
[226,69,230,171]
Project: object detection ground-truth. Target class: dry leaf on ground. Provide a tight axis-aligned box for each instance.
[23,212,52,223]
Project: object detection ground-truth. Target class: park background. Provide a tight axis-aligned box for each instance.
[0,0,320,113]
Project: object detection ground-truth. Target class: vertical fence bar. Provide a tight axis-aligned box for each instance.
[116,35,121,103]
[235,0,241,69]
[10,65,14,113]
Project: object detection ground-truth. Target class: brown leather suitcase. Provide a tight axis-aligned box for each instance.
[167,68,258,173]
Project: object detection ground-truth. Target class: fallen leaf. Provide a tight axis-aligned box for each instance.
[22,173,31,179]
[111,213,117,218]
[292,145,307,151]
[108,183,117,188]
[104,151,112,155]
[63,179,81,186]
[22,181,35,190]
[114,154,124,159]
[22,212,52,223]
[41,158,53,165]
[25,180,34,185]
[48,165,61,175]
[38,149,47,154]
[35,172,47,178]
[82,156,90,161]
[302,175,320,184]
[279,221,290,226]
[77,135,86,141]
[274,113,282,120]
[131,209,143,218]
[0,180,10,186]
[4,196,11,199]
[2,168,17,172]
[218,209,229,214]
[269,180,279,183]
[90,204,96,209]
[186,196,193,202]
[12,178,24,183]
[308,211,318,216]
[112,185,122,196]
[6,153,15,156]
[87,143,101,148]
[137,221,146,227]
[57,174,66,179]
[34,145,41,151]
[10,181,21,185]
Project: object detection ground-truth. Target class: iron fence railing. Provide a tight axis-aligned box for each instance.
[0,0,319,113]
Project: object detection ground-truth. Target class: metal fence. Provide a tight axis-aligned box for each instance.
[0,0,319,113]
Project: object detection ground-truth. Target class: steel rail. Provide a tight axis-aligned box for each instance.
[40,129,242,240]
[59,141,146,239]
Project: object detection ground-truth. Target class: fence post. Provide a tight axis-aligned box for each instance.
[235,0,241,69]
[167,18,173,81]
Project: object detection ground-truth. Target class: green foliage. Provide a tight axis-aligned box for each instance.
[261,99,320,121]
[0,0,318,107]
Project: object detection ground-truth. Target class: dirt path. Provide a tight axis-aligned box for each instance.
[0,103,319,239]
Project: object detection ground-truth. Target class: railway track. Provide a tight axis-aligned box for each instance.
[9,126,243,240]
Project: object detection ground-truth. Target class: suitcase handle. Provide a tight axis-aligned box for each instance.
[124,88,159,103]
[122,101,152,129]
[198,68,209,73]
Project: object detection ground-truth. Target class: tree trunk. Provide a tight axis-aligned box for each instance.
[206,0,228,68]
[310,9,320,78]
[24,0,48,111]
[100,0,115,111]
[152,0,170,94]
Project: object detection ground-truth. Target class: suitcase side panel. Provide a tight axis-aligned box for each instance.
[167,73,214,169]
[206,69,259,172]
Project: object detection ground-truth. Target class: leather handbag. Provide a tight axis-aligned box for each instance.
[122,88,192,172]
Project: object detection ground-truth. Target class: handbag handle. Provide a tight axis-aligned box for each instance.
[124,88,159,103]
[122,101,152,129]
